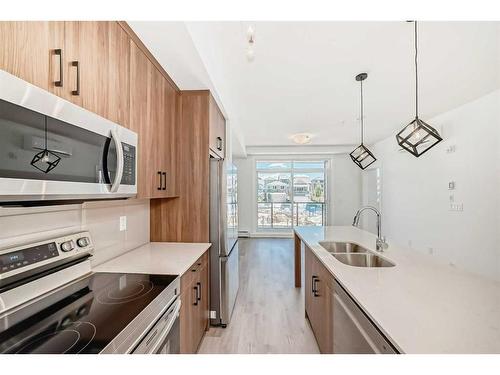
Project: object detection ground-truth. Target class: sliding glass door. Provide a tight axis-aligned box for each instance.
[256,160,326,230]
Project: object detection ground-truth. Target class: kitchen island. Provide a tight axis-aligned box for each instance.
[294,226,500,353]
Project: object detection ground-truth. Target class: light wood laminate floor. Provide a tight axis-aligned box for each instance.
[198,238,319,354]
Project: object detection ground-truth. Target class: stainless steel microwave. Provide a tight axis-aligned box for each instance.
[0,70,137,204]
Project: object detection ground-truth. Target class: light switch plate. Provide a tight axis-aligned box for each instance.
[119,216,127,231]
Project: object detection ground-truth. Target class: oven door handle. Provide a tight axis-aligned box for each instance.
[109,128,124,193]
[146,299,181,354]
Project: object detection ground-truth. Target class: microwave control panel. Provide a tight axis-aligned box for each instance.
[121,143,136,186]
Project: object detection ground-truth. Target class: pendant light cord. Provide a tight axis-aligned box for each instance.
[360,79,364,144]
[44,116,48,150]
[414,20,419,119]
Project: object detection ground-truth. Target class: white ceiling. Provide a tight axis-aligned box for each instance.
[131,21,500,148]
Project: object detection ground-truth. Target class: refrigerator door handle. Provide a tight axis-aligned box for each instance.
[218,159,229,257]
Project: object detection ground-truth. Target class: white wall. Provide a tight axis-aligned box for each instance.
[371,90,500,281]
[0,199,150,267]
[234,153,361,236]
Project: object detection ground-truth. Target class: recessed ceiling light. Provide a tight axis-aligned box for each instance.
[291,133,312,145]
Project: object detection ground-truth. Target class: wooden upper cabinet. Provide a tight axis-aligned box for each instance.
[63,21,130,127]
[209,95,226,158]
[129,40,154,199]
[129,39,178,199]
[163,80,178,196]
[0,21,64,92]
[0,21,130,127]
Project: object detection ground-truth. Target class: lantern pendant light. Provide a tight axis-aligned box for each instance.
[350,72,376,170]
[30,116,61,173]
[396,21,442,157]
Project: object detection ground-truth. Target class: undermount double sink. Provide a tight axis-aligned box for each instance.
[318,241,395,268]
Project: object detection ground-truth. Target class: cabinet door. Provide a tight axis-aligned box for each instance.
[0,22,64,92]
[209,95,225,158]
[197,262,209,341]
[151,68,167,199]
[305,247,334,354]
[129,40,156,199]
[63,21,130,127]
[312,270,333,353]
[304,246,314,322]
[151,70,178,199]
[163,82,178,196]
[180,278,198,354]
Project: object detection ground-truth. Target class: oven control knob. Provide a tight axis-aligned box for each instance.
[77,237,90,248]
[60,240,75,252]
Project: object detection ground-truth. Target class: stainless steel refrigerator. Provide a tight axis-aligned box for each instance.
[209,157,239,327]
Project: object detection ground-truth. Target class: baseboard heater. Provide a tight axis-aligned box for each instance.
[238,230,250,238]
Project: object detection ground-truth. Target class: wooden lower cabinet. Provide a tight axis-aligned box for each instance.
[305,246,334,353]
[179,250,209,353]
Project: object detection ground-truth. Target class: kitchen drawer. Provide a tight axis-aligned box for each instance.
[180,250,209,295]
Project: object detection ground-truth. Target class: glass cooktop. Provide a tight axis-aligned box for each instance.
[0,272,178,354]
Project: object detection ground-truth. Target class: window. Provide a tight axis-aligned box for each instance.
[256,160,326,229]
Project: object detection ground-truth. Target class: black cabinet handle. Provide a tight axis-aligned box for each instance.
[162,172,167,190]
[216,136,223,151]
[312,276,320,297]
[193,285,199,306]
[54,49,63,87]
[157,171,162,190]
[71,61,80,96]
[197,282,201,302]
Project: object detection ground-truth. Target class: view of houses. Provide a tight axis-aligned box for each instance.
[257,168,325,228]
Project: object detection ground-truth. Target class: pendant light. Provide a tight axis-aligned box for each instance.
[396,21,442,157]
[350,72,376,170]
[30,116,61,173]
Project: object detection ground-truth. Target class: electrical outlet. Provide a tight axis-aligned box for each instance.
[119,216,127,231]
[210,311,217,319]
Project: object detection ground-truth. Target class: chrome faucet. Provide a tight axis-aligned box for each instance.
[352,206,388,252]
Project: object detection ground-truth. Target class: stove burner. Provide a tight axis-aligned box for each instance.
[10,321,96,354]
[97,280,154,305]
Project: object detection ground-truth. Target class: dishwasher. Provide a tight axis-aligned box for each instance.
[333,280,397,354]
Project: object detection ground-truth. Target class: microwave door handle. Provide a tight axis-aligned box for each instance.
[110,129,124,193]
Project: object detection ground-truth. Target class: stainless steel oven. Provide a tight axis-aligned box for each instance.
[132,299,181,354]
[0,69,137,204]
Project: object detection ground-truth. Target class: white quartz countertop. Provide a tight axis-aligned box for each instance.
[93,242,211,276]
[294,226,500,354]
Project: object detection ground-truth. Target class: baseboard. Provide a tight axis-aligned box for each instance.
[249,232,294,238]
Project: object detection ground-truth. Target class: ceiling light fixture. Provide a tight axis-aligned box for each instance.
[396,21,442,157]
[246,25,255,62]
[350,73,376,170]
[291,133,312,145]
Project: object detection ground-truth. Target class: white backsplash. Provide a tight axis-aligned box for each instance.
[0,199,150,267]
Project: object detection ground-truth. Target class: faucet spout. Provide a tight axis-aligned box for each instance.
[352,206,388,252]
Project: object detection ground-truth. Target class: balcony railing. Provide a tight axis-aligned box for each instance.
[257,202,325,229]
